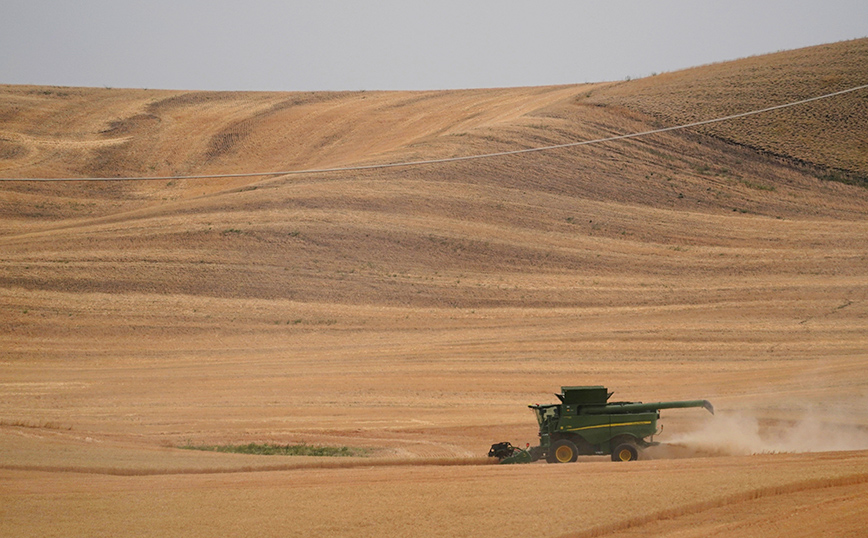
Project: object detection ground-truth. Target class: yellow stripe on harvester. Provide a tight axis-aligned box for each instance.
[560,421,653,431]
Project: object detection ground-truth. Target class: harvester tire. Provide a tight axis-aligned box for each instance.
[547,439,579,463]
[612,443,639,462]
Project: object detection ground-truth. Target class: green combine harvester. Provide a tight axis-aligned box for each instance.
[489,386,714,463]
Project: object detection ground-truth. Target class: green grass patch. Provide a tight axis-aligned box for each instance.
[180,442,369,457]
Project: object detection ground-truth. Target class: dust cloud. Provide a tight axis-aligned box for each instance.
[665,408,868,456]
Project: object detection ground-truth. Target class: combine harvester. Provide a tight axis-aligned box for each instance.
[489,386,713,463]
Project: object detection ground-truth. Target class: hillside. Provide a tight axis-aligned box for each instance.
[587,38,868,178]
[2,39,868,538]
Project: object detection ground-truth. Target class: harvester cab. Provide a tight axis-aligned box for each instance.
[530,403,559,431]
[490,386,713,464]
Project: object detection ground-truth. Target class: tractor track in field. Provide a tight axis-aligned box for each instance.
[558,472,868,538]
[0,456,496,477]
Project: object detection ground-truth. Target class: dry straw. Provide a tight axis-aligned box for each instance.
[3,84,866,183]
[561,472,868,538]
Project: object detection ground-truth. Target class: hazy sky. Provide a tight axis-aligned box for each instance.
[2,1,866,91]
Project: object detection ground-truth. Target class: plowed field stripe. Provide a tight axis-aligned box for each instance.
[3,84,866,182]
[557,472,868,538]
[0,457,495,476]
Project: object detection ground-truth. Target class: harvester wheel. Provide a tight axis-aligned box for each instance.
[547,439,579,463]
[612,443,639,462]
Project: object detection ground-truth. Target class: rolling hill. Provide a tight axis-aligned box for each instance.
[1,38,868,538]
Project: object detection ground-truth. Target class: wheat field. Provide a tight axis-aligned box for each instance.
[2,38,868,537]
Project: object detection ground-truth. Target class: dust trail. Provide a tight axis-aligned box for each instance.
[666,409,868,456]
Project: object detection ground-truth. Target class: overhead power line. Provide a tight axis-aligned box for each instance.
[2,83,867,182]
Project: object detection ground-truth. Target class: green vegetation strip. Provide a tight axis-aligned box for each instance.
[180,442,368,457]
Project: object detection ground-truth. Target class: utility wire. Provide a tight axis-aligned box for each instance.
[2,83,867,182]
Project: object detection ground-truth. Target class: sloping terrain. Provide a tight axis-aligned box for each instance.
[1,39,868,537]
[587,38,868,178]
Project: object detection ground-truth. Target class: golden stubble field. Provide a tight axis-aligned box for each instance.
[2,39,868,537]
